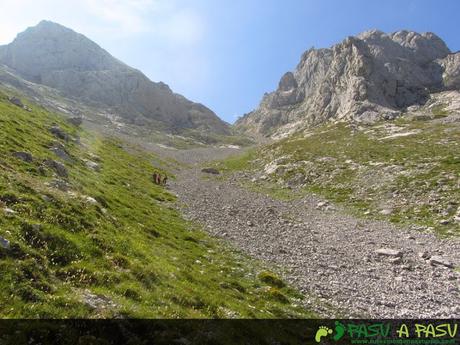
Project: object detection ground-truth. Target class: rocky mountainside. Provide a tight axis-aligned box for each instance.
[236,30,460,138]
[0,89,308,319]
[0,20,230,135]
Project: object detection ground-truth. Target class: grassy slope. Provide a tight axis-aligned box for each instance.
[215,113,460,236]
[0,91,313,318]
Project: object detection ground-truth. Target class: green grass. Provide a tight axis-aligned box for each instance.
[431,104,450,118]
[0,91,315,318]
[217,148,257,172]
[216,117,460,236]
[180,128,255,147]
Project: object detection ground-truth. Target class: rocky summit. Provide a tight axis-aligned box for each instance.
[0,20,230,135]
[236,30,460,138]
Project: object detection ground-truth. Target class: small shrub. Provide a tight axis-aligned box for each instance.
[131,265,158,289]
[112,254,130,268]
[46,233,81,266]
[265,287,289,304]
[123,288,141,301]
[258,271,285,288]
[17,284,43,302]
[0,192,20,205]
[21,222,46,248]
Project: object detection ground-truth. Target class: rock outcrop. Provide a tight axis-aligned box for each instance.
[236,30,460,138]
[0,21,229,135]
[440,52,460,90]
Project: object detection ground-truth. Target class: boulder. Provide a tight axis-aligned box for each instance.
[3,208,16,215]
[12,151,33,163]
[50,145,72,162]
[201,168,220,175]
[0,236,10,249]
[379,209,393,216]
[49,179,71,192]
[429,255,454,268]
[67,117,83,126]
[49,125,69,141]
[8,96,24,108]
[84,196,98,205]
[454,207,460,223]
[85,160,100,171]
[389,257,402,264]
[43,159,68,178]
[375,248,403,257]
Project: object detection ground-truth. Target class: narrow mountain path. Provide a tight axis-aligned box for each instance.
[156,146,460,318]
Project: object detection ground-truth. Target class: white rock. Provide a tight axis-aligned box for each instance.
[85,160,100,171]
[84,196,98,205]
[429,256,454,268]
[379,209,393,215]
[375,248,403,257]
[389,257,402,264]
[316,201,329,209]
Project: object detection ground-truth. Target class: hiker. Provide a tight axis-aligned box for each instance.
[156,173,162,185]
[162,175,168,186]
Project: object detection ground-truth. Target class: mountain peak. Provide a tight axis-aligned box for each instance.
[355,29,451,62]
[356,29,385,40]
[2,20,121,80]
[36,19,67,29]
[17,20,80,42]
[236,29,459,137]
[0,22,231,136]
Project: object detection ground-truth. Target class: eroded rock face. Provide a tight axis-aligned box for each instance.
[236,30,460,138]
[440,52,460,90]
[0,21,229,136]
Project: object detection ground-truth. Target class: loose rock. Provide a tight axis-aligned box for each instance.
[201,168,220,175]
[429,255,454,268]
[67,117,83,126]
[49,179,72,192]
[49,125,69,141]
[43,159,68,178]
[8,96,24,108]
[50,145,72,162]
[375,248,403,257]
[157,146,460,318]
[84,196,98,205]
[12,151,33,163]
[85,160,100,171]
[3,208,16,215]
[0,236,10,249]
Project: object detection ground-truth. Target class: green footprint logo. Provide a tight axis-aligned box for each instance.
[315,326,333,343]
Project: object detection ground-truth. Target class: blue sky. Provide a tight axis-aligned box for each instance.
[0,0,459,123]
